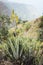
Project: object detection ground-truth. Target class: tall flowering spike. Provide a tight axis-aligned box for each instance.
[10,9,19,24]
[10,9,15,22]
[15,15,19,24]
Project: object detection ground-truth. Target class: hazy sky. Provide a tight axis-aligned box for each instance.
[0,0,43,15]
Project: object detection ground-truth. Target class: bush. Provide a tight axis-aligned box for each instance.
[23,22,31,31]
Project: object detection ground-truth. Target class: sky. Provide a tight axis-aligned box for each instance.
[0,0,43,15]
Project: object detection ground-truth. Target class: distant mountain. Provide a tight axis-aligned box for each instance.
[0,1,41,20]
[4,2,41,21]
[0,1,10,16]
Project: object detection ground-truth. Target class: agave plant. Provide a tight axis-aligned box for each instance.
[2,37,26,65]
[0,36,42,65]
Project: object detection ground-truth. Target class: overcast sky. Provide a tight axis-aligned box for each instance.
[0,0,43,15]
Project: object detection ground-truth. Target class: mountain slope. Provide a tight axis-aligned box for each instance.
[13,16,43,41]
[24,16,43,41]
[4,2,41,21]
[0,1,41,20]
[0,1,10,16]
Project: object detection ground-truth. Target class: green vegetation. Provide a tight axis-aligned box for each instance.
[0,15,11,43]
[0,15,43,65]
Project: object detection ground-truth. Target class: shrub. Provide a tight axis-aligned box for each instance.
[23,22,31,31]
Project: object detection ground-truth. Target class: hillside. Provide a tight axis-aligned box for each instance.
[11,16,43,42]
[0,15,43,65]
[27,16,43,41]
[0,1,10,15]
